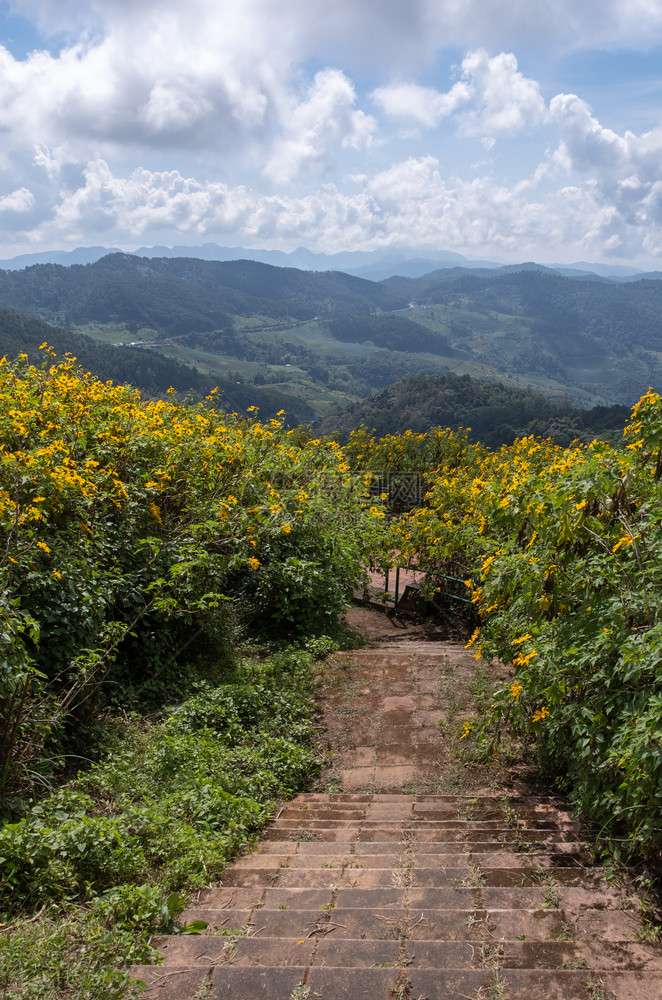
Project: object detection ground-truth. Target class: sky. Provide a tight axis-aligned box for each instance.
[2,1,662,264]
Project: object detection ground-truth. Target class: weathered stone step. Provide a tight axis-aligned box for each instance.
[129,964,662,1000]
[262,825,576,842]
[269,817,577,830]
[148,934,662,971]
[213,865,605,889]
[278,804,575,819]
[176,904,642,944]
[251,836,587,853]
[133,791,660,999]
[230,850,590,870]
[191,882,629,912]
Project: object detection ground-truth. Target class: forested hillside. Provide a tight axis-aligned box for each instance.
[0,308,316,422]
[0,254,404,331]
[318,373,630,448]
[0,256,661,419]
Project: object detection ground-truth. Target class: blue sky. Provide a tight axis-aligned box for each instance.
[2,0,662,265]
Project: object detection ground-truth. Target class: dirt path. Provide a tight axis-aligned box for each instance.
[317,605,534,798]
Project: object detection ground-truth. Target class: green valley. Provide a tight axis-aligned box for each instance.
[0,256,661,428]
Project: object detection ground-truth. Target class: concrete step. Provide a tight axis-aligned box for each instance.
[148,934,662,971]
[211,864,606,889]
[191,883,631,912]
[129,964,662,999]
[131,793,661,1000]
[174,905,646,944]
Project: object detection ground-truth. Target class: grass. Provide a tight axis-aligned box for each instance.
[289,984,310,1000]
[0,648,320,1000]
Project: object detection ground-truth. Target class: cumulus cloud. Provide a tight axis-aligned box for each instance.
[1,0,660,161]
[3,0,662,262]
[12,0,662,66]
[373,50,546,138]
[23,153,662,261]
[371,82,470,129]
[0,188,36,213]
[263,70,375,184]
[549,94,662,249]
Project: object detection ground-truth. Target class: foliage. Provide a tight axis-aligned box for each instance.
[0,350,384,809]
[0,648,319,999]
[364,396,662,860]
[3,258,662,425]
[319,373,630,448]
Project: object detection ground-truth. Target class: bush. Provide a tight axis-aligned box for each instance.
[0,352,384,807]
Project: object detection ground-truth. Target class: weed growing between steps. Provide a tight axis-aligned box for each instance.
[0,648,320,1000]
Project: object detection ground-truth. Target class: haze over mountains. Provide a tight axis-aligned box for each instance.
[0,244,653,283]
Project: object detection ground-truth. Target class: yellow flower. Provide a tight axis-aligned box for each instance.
[52,570,62,580]
[460,721,473,740]
[36,541,51,553]
[510,680,523,700]
[612,534,639,552]
[532,706,550,723]
[513,650,537,667]
[281,523,292,534]
[512,633,532,645]
[465,626,480,649]
[248,556,261,570]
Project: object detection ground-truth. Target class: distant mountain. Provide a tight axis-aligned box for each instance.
[0,243,499,277]
[0,246,124,269]
[1,253,662,416]
[5,242,658,282]
[317,373,631,449]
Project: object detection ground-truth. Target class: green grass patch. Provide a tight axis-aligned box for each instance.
[0,647,320,999]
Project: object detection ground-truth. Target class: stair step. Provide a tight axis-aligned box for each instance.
[253,838,588,854]
[262,826,577,842]
[135,792,659,999]
[188,883,631,914]
[149,934,662,972]
[129,964,662,999]
[213,865,604,889]
[269,818,576,830]
[176,905,642,944]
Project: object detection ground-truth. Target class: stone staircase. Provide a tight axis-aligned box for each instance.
[130,792,662,999]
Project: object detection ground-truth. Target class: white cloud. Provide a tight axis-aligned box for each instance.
[24,153,662,262]
[373,50,546,138]
[2,0,662,263]
[263,69,376,184]
[2,0,660,165]
[0,188,36,213]
[456,50,547,137]
[550,93,662,249]
[372,82,470,129]
[16,1,662,64]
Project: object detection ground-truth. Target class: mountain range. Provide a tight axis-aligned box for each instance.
[0,252,660,428]
[0,243,655,282]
